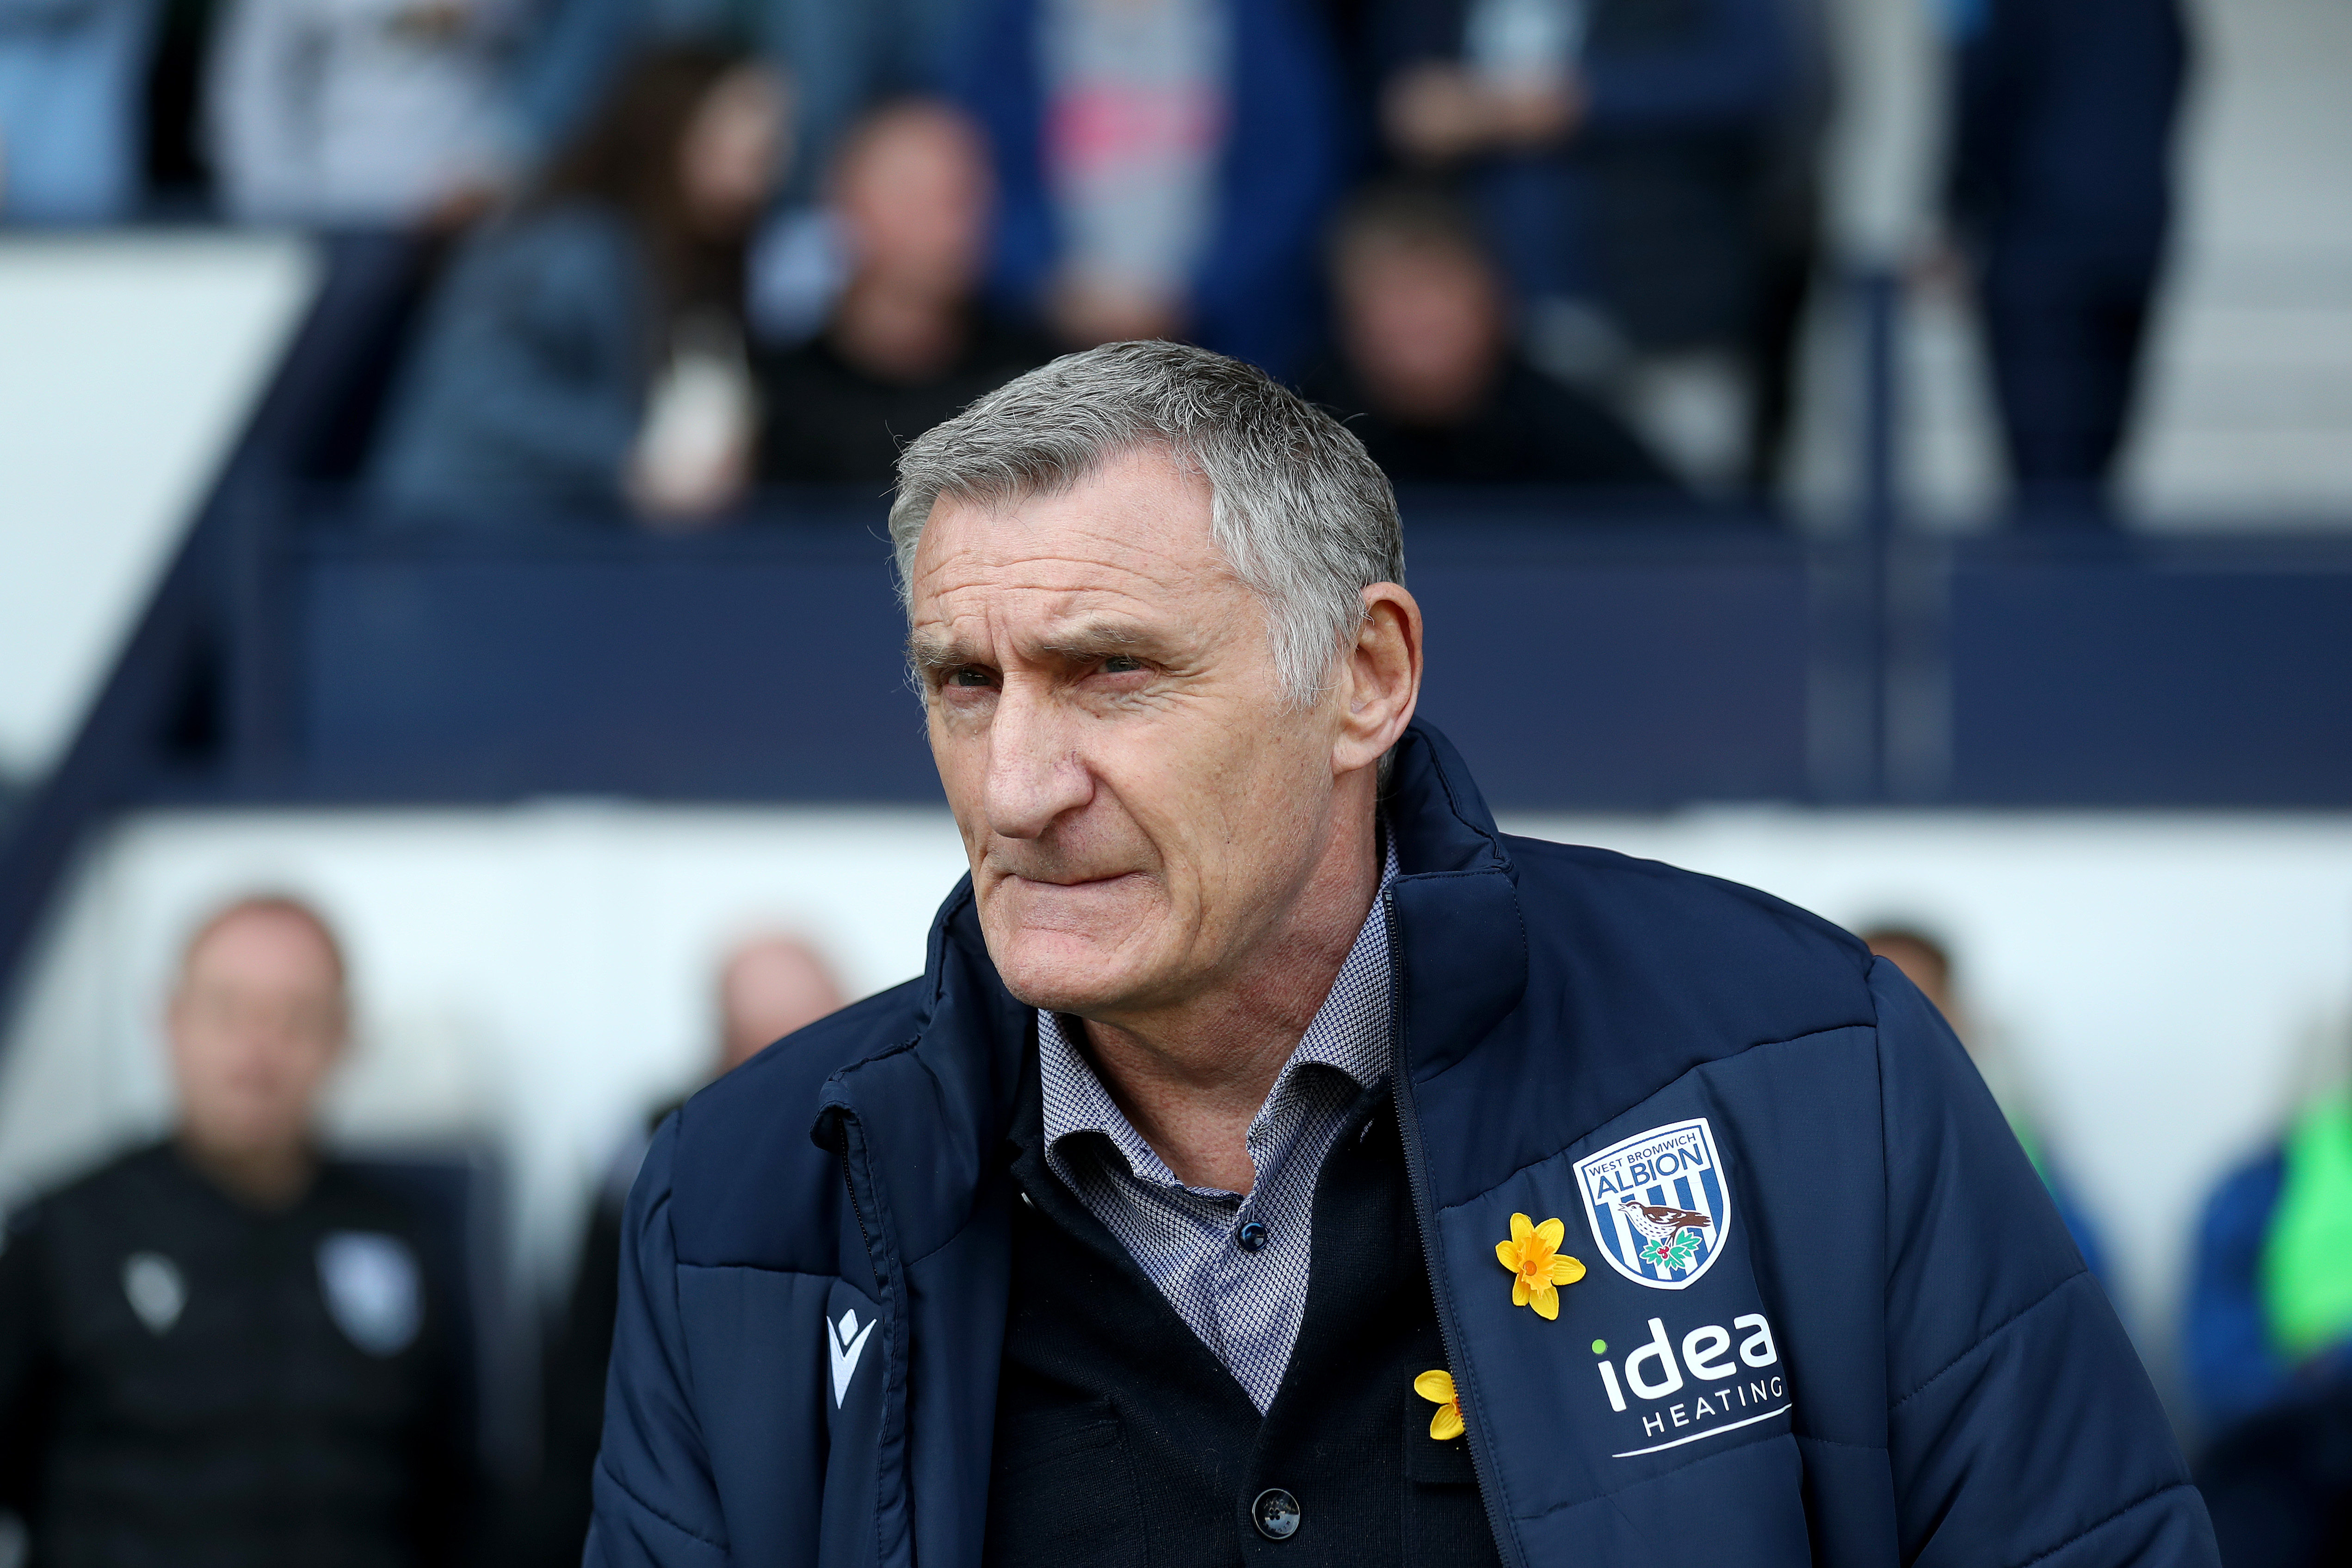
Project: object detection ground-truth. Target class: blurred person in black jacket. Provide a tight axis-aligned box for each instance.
[0,896,473,1567]
[526,932,845,1568]
[1948,0,2187,524]
[756,98,1052,486]
[1301,181,1675,491]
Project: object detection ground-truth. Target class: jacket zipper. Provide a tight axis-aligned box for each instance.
[1385,887,1528,1568]
[840,1141,876,1265]
[834,1108,892,1300]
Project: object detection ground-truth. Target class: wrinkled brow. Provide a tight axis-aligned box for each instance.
[906,618,1154,674]
[906,630,968,675]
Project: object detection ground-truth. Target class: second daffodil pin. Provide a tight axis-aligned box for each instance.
[1414,1370,1465,1440]
[1496,1212,1586,1320]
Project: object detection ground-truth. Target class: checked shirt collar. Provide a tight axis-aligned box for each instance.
[1033,823,1400,1409]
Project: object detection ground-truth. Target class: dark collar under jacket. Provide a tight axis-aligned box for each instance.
[603,720,2213,1568]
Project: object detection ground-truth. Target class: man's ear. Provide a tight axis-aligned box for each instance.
[1333,583,1422,776]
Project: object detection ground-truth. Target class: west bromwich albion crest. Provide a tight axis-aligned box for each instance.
[1572,1117,1731,1289]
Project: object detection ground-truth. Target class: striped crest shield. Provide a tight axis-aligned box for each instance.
[1572,1117,1732,1290]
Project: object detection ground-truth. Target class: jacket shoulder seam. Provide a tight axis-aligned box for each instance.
[2003,1481,2200,1568]
[1888,1266,2091,1414]
[1428,1021,1873,1215]
[593,1453,730,1550]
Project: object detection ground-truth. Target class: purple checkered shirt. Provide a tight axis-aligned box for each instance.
[1036,829,1400,1413]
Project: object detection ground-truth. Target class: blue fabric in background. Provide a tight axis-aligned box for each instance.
[2184,1148,2303,1436]
[951,0,1349,380]
[0,0,155,222]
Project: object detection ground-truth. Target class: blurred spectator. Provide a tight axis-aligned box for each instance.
[1946,0,2189,523]
[514,0,960,209]
[1375,0,1802,493]
[2185,1089,2352,1436]
[370,47,789,525]
[526,933,844,1568]
[1862,923,2106,1277]
[756,100,1051,485]
[204,0,521,226]
[2186,1066,2352,1568]
[1301,180,1674,489]
[0,0,156,222]
[0,896,473,1562]
[709,932,848,1073]
[953,0,1349,377]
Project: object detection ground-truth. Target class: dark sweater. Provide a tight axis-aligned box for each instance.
[1302,356,1677,491]
[988,1048,1505,1567]
[756,314,1054,486]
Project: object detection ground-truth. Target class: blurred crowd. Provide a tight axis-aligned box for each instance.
[0,0,2186,520]
[10,886,2352,1563]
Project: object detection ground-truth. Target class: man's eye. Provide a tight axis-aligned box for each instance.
[1100,656,1144,675]
[947,667,996,689]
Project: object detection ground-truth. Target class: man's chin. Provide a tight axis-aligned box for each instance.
[984,931,1154,1018]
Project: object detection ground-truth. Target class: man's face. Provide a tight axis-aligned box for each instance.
[838,106,992,297]
[716,935,845,1073]
[909,449,1351,1019]
[167,909,346,1161]
[1338,238,1503,423]
[679,64,791,235]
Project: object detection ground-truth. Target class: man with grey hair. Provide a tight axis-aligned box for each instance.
[588,342,2213,1567]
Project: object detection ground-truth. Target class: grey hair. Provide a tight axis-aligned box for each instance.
[889,340,1405,706]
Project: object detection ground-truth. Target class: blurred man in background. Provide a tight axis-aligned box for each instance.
[1302,180,1674,491]
[0,895,472,1565]
[527,932,844,1568]
[757,99,1051,486]
[1376,0,1804,494]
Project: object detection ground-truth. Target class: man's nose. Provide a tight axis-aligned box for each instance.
[982,683,1093,840]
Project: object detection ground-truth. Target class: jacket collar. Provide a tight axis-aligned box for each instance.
[1383,721,1531,1082]
[812,719,1528,1250]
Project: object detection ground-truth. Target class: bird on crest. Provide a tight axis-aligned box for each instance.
[1618,1197,1713,1244]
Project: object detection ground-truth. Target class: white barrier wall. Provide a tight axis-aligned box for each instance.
[4,803,2350,1421]
[0,235,318,784]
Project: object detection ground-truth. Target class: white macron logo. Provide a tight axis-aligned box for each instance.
[827,1308,876,1407]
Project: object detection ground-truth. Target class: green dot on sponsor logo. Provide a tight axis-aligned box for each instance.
[1591,1340,1607,1354]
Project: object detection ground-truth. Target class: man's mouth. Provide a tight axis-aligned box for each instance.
[1000,869,1140,890]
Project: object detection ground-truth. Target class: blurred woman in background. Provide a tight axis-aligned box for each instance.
[370,46,789,526]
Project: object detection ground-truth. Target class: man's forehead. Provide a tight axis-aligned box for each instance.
[910,465,1237,627]
[908,593,1182,668]
[184,907,340,985]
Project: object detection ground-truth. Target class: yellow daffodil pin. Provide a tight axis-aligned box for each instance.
[1414,1370,1465,1440]
[1495,1212,1585,1320]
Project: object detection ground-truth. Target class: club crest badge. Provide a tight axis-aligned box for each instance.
[316,1231,421,1356]
[122,1252,186,1334]
[1572,1117,1731,1290]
